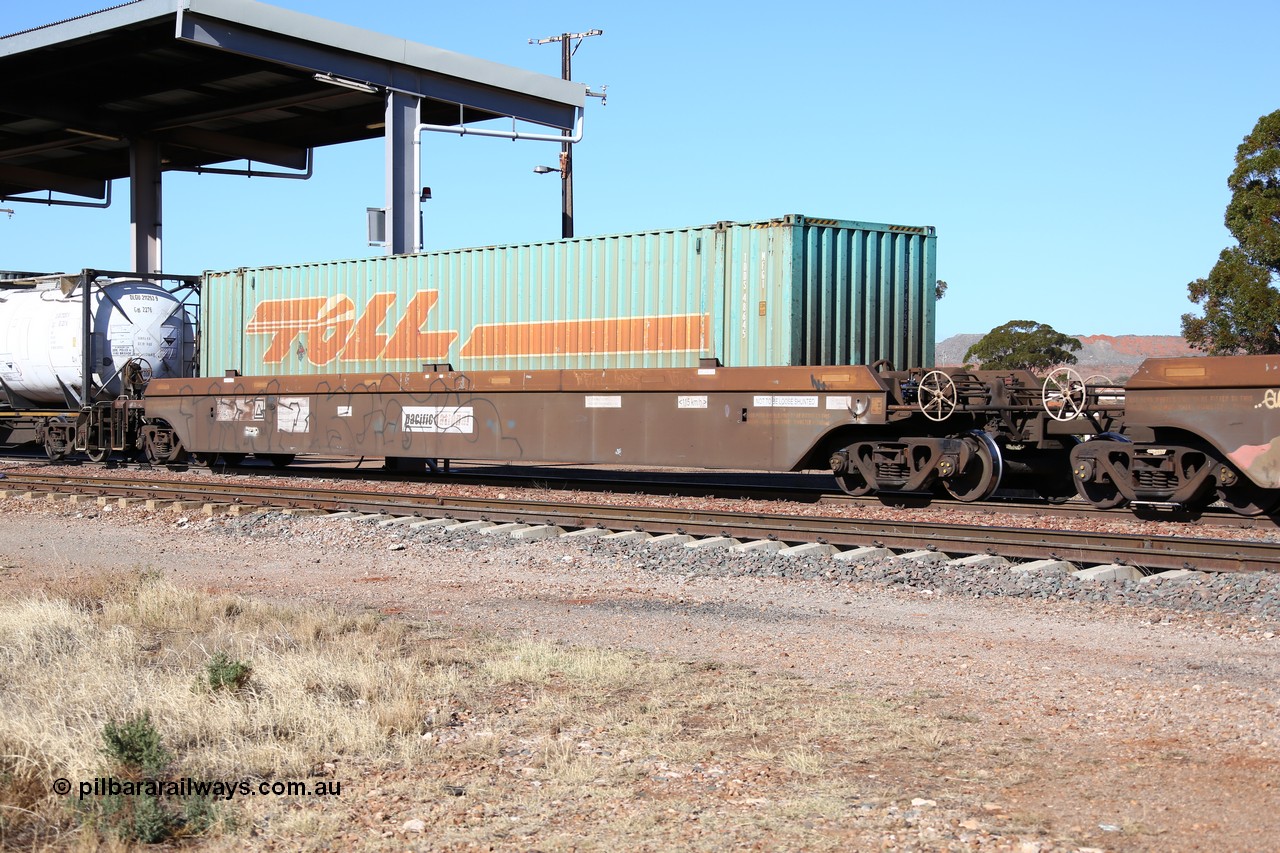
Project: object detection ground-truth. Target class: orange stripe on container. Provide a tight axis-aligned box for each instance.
[460,314,710,358]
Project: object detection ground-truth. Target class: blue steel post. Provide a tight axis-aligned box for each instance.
[129,137,162,274]
[385,90,420,255]
[80,270,91,407]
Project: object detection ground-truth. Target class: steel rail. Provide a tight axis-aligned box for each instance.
[3,470,1277,573]
[2,454,1268,531]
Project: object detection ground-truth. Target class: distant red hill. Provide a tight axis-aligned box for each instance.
[1073,335,1197,359]
[935,334,1197,381]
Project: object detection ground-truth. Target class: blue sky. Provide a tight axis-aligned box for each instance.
[2,1,1277,339]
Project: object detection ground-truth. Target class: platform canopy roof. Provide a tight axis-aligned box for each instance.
[0,0,585,200]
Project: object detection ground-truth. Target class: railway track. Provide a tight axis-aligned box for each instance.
[3,453,1271,531]
[2,468,1276,574]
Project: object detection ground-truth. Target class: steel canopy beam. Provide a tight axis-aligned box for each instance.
[0,0,587,261]
[0,164,105,199]
[175,5,583,131]
[161,127,308,170]
[171,2,584,257]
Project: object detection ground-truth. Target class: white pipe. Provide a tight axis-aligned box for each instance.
[412,107,583,250]
[416,107,584,144]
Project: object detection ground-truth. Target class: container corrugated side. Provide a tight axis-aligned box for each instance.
[708,216,934,369]
[793,217,935,370]
[201,215,935,377]
[204,225,717,377]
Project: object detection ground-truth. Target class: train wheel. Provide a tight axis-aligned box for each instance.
[260,453,295,469]
[143,434,180,466]
[1070,434,1131,509]
[143,441,164,466]
[1074,475,1127,509]
[221,453,246,467]
[830,448,874,497]
[834,468,874,497]
[1215,482,1280,517]
[41,416,70,462]
[943,431,1003,502]
[191,452,217,467]
[84,446,110,464]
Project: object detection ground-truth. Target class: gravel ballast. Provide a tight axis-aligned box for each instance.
[1,494,1278,851]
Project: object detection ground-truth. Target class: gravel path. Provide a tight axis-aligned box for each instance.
[1,495,1278,851]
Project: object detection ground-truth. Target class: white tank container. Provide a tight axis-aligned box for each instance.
[0,279,196,405]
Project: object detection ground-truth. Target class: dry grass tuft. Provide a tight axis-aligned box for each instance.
[0,571,454,847]
[0,571,989,850]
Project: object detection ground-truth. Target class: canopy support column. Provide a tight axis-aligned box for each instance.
[385,90,421,255]
[129,137,162,274]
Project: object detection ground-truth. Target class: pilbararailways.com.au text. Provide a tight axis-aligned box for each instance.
[63,777,343,801]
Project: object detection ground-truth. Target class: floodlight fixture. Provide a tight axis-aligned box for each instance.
[313,73,378,94]
[67,128,121,142]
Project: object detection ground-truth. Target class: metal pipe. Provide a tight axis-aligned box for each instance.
[560,35,573,239]
[0,183,113,209]
[176,150,314,180]
[416,107,584,144]
[412,108,584,250]
[79,270,91,408]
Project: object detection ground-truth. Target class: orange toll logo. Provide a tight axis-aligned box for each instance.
[245,292,457,364]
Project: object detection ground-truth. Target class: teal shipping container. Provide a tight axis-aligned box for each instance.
[200,214,936,377]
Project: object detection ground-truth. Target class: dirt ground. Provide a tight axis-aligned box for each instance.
[1,498,1277,851]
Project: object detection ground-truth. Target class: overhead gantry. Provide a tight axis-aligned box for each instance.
[0,0,586,271]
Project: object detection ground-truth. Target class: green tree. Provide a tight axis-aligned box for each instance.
[1183,110,1280,354]
[964,320,1081,372]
